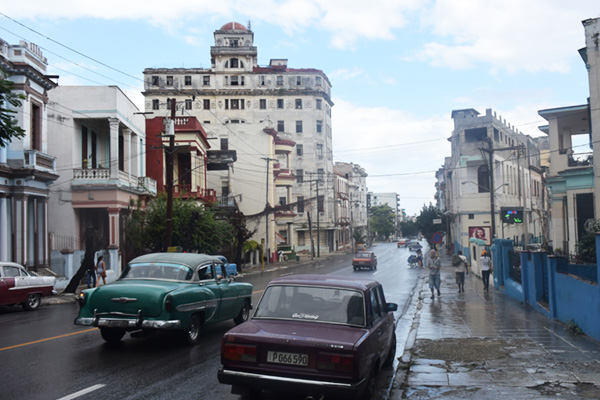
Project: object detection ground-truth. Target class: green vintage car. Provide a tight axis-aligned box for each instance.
[74,253,253,344]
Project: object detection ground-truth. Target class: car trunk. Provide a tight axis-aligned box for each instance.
[89,280,178,318]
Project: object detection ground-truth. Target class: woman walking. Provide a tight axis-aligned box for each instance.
[96,255,107,287]
[480,250,492,291]
[427,249,441,299]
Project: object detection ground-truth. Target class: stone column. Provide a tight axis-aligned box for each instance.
[0,195,8,261]
[108,118,120,179]
[122,128,132,185]
[130,131,139,179]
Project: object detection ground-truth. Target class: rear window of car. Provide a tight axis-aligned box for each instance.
[123,262,194,281]
[355,252,371,258]
[254,285,365,326]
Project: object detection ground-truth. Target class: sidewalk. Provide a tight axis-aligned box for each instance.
[389,253,600,399]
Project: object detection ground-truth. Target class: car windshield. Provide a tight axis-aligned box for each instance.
[356,252,371,258]
[122,262,194,281]
[254,285,365,326]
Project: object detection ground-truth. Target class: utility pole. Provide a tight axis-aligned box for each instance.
[262,157,277,263]
[165,99,176,248]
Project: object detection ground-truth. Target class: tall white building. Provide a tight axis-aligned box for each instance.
[142,22,335,259]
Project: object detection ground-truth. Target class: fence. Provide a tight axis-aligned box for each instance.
[49,233,81,251]
[556,261,598,284]
[508,250,522,283]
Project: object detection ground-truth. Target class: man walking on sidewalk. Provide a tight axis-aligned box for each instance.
[427,249,441,299]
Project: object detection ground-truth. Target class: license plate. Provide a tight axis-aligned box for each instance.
[267,351,308,366]
[107,320,129,328]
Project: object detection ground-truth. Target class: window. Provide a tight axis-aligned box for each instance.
[297,196,304,213]
[298,231,305,246]
[468,214,474,220]
[296,169,303,183]
[317,168,324,179]
[166,76,173,86]
[203,76,210,86]
[166,98,173,110]
[203,99,210,110]
[316,120,322,134]
[230,58,239,68]
[477,165,490,193]
[185,99,192,110]
[152,99,159,110]
[316,76,322,86]
[296,144,303,156]
[316,99,322,110]
[296,120,303,133]
[230,39,239,47]
[277,99,284,109]
[296,76,302,85]
[221,138,228,150]
[317,195,324,213]
[184,76,192,85]
[231,99,240,109]
[259,99,267,109]
[316,143,323,158]
[370,289,383,324]
[226,99,245,110]
[276,75,283,85]
[277,120,284,132]
[230,76,245,86]
[295,99,302,109]
[279,197,287,205]
[259,76,266,86]
[151,76,159,86]
[465,127,487,142]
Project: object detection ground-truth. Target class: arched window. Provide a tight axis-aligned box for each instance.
[477,165,490,193]
[230,58,239,68]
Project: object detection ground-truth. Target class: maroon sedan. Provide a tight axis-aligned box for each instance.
[352,251,377,271]
[0,262,56,311]
[218,274,398,399]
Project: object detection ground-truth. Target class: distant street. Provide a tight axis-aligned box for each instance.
[0,242,426,400]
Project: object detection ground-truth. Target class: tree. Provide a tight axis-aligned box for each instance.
[63,223,106,293]
[416,204,446,247]
[400,220,419,237]
[0,69,26,147]
[369,204,396,241]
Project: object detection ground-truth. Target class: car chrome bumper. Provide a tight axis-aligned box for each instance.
[218,369,365,398]
[74,317,180,330]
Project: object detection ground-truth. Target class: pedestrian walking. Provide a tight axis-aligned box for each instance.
[452,250,468,293]
[86,260,96,288]
[480,250,492,291]
[278,250,285,264]
[427,249,441,299]
[96,255,107,287]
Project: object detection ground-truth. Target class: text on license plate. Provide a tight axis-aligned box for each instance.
[267,351,308,366]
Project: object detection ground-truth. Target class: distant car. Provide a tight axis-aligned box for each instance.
[0,261,56,311]
[397,238,409,248]
[74,253,253,344]
[218,274,398,400]
[352,251,377,271]
[216,256,238,278]
[409,242,423,251]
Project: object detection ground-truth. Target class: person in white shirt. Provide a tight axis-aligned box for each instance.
[479,250,492,291]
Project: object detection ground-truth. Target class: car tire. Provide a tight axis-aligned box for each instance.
[183,314,202,345]
[234,300,250,325]
[22,293,41,311]
[100,328,126,343]
[383,332,396,367]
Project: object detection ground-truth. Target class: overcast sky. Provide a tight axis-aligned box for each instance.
[1,1,598,214]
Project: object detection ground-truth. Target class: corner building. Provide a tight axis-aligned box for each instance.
[143,22,336,257]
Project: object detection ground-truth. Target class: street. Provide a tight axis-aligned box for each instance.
[0,242,425,400]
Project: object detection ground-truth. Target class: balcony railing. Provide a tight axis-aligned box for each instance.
[567,152,593,167]
[24,150,56,173]
[73,168,110,180]
[173,184,216,203]
[73,168,157,196]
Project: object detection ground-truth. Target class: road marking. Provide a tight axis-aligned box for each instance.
[0,328,97,352]
[252,289,265,295]
[56,384,105,400]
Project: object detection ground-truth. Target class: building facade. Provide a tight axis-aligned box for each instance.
[142,22,336,259]
[333,162,369,250]
[0,39,58,268]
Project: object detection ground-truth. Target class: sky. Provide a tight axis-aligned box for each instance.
[1,0,599,215]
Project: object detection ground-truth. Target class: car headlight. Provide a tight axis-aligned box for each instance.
[78,292,86,307]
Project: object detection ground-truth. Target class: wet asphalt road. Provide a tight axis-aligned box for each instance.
[0,242,425,400]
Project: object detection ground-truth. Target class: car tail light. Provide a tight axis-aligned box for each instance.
[317,352,355,373]
[223,343,257,363]
[165,294,173,312]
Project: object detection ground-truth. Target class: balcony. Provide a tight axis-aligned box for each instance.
[73,168,157,196]
[24,150,57,174]
[173,184,216,203]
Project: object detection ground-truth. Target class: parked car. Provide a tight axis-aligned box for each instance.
[352,251,377,271]
[218,274,398,399]
[409,242,423,251]
[74,253,253,344]
[215,256,238,278]
[397,238,409,248]
[0,262,56,311]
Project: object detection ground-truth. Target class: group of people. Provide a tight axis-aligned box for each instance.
[86,255,107,288]
[426,248,493,299]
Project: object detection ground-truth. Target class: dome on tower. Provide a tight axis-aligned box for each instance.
[220,22,247,31]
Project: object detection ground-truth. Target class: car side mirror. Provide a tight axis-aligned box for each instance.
[386,303,398,312]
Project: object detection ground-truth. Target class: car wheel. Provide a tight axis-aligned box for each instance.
[100,328,126,343]
[234,300,250,325]
[383,333,396,367]
[22,293,41,311]
[183,314,202,345]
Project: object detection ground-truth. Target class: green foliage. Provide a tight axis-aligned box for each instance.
[400,220,419,237]
[369,204,396,241]
[566,319,583,335]
[575,232,598,264]
[416,204,446,246]
[0,69,26,147]
[123,194,234,258]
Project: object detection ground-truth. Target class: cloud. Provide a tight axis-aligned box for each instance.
[329,67,365,81]
[413,0,598,73]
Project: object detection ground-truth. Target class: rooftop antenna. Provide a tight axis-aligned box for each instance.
[247,20,251,30]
